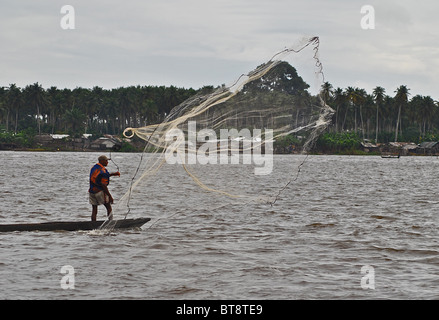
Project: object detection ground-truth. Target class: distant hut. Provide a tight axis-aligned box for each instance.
[401,143,418,156]
[380,142,402,157]
[417,141,439,155]
[90,136,122,151]
[361,140,379,153]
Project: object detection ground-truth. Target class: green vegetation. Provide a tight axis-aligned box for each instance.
[0,126,36,148]
[274,135,302,153]
[0,83,198,138]
[316,132,362,153]
[1,63,438,153]
[322,83,438,144]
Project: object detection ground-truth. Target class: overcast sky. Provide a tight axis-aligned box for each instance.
[1,0,438,98]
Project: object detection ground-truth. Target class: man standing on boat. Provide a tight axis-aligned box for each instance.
[89,155,120,221]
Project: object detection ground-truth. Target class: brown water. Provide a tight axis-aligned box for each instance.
[0,151,438,299]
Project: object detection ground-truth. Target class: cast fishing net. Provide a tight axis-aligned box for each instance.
[101,36,334,231]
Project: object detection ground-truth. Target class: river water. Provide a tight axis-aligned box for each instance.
[0,151,438,300]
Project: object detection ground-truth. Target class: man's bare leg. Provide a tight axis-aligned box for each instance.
[91,205,98,221]
[104,203,113,220]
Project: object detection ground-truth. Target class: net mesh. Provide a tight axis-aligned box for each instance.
[101,36,334,231]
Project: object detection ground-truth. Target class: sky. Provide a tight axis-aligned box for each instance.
[1,0,438,99]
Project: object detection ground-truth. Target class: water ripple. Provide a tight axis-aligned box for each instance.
[0,152,438,299]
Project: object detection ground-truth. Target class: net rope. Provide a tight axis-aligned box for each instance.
[100,36,334,233]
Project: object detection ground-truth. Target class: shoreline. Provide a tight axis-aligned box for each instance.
[1,146,438,157]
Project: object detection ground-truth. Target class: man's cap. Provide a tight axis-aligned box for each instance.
[98,155,111,162]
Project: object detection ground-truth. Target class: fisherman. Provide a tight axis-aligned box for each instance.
[89,155,120,221]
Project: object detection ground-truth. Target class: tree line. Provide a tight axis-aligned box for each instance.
[1,77,438,147]
[0,83,199,137]
[321,82,439,144]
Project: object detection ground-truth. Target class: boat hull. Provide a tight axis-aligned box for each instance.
[0,218,151,232]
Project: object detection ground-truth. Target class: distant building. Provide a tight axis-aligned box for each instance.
[361,140,379,153]
[417,141,439,155]
[401,143,418,155]
[380,142,420,156]
[90,135,122,151]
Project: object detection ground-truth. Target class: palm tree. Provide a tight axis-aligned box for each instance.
[24,82,47,135]
[372,86,385,142]
[64,107,86,135]
[320,81,333,105]
[362,94,375,140]
[423,96,436,134]
[394,85,410,142]
[89,86,104,133]
[355,88,367,140]
[46,86,62,133]
[71,87,91,133]
[333,88,346,132]
[0,86,7,130]
[414,95,436,137]
[7,84,24,133]
[345,87,356,132]
[293,90,311,128]
[382,96,395,136]
[346,87,365,134]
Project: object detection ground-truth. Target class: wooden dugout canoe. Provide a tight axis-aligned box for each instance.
[0,218,151,232]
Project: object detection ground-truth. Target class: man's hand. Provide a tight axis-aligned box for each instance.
[111,172,121,177]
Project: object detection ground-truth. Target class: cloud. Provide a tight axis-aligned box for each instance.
[0,0,438,98]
